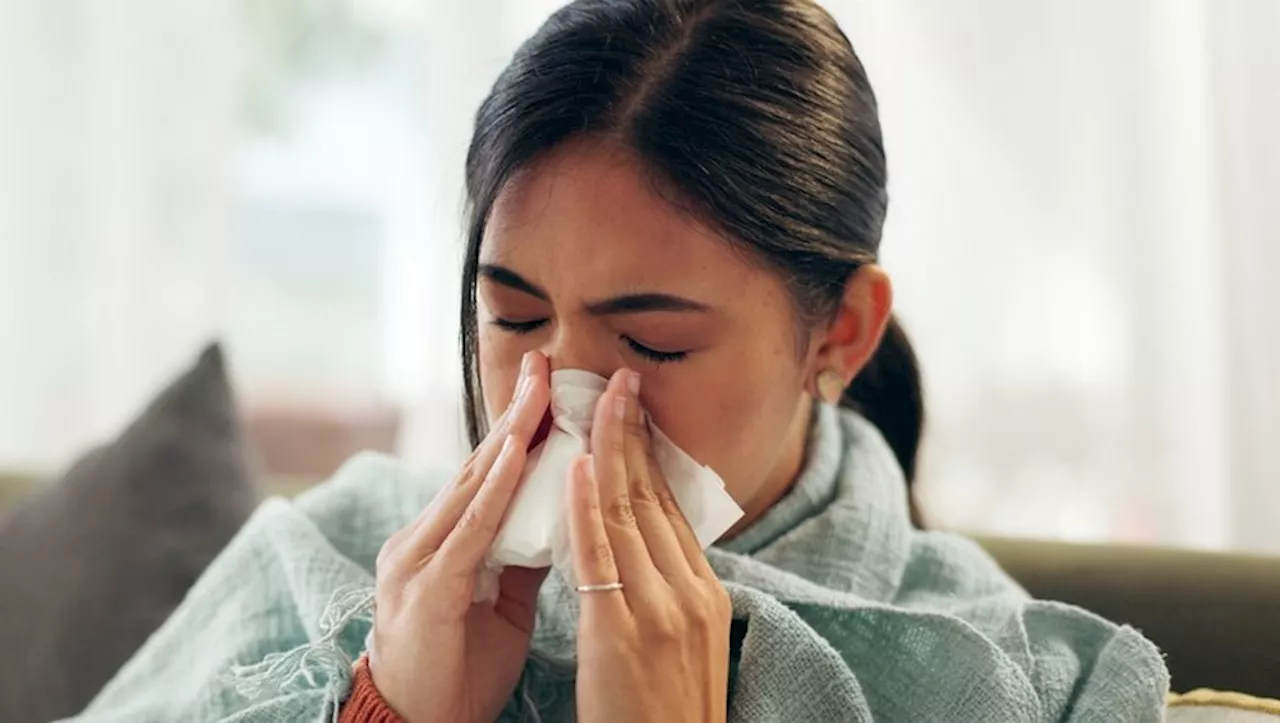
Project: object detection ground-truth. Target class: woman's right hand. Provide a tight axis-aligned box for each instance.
[368,351,551,723]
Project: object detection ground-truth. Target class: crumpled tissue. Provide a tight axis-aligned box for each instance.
[472,369,744,602]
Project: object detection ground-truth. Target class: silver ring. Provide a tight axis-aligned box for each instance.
[574,581,624,594]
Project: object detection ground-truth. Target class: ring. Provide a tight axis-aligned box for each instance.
[574,581,624,594]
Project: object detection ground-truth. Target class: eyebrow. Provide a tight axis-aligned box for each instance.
[478,263,713,315]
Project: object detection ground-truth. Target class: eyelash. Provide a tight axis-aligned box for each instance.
[623,337,688,363]
[490,318,690,364]
[490,318,547,334]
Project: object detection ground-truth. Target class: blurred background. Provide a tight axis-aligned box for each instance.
[1,0,1277,552]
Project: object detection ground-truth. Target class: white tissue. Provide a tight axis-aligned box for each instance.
[472,369,744,603]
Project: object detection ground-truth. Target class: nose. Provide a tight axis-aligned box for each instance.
[541,322,621,380]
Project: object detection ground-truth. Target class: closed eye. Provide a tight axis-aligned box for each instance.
[491,317,548,334]
[623,336,689,363]
[491,317,689,363]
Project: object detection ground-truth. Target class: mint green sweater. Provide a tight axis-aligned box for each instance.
[67,405,1169,722]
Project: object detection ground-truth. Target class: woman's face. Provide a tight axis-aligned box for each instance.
[477,139,819,521]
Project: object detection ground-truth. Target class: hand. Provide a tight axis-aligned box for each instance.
[568,368,732,723]
[369,351,551,723]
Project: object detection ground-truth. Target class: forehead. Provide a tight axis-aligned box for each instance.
[480,139,761,297]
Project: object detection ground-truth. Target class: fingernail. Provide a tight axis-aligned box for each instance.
[520,351,533,379]
[613,393,627,420]
[627,370,641,397]
[516,375,532,401]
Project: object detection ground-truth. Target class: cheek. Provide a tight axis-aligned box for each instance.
[642,334,804,502]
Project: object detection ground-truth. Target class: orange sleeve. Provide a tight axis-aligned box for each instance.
[339,654,406,723]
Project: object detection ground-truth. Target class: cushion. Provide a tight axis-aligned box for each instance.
[1168,689,1280,722]
[0,343,259,722]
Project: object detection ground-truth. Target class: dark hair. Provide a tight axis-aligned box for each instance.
[460,0,925,520]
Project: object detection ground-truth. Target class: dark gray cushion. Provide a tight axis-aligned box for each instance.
[0,343,259,722]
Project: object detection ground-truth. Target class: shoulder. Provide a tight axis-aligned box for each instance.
[891,530,1169,719]
[778,532,1167,721]
[896,529,1030,607]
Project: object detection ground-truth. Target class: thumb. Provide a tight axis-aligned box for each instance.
[495,566,550,631]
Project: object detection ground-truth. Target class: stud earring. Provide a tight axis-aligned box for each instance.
[815,369,846,404]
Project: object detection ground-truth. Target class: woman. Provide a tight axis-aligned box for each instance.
[69,1,1169,721]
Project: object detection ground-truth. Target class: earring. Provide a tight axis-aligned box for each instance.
[815,369,846,405]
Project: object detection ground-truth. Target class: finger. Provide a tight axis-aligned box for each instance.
[646,447,718,581]
[457,350,550,495]
[590,369,664,592]
[622,374,694,581]
[400,352,550,565]
[567,454,627,614]
[434,433,528,573]
[494,566,550,635]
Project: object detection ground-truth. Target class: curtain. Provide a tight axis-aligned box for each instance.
[0,0,239,468]
[826,0,1280,551]
[0,0,1276,552]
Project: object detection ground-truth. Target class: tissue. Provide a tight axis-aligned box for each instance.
[473,369,744,602]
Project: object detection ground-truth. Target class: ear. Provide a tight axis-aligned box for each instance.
[807,265,894,396]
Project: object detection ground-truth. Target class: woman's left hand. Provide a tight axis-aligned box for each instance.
[567,368,732,723]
